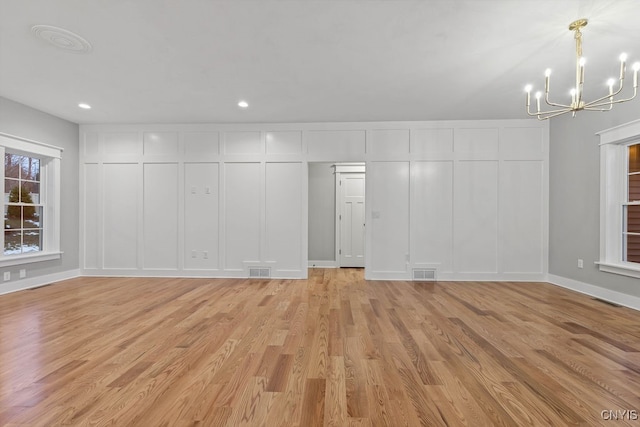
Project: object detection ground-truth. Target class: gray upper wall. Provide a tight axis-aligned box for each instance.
[0,96,80,279]
[549,100,640,298]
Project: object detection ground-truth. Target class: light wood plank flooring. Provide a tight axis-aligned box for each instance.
[1,268,639,426]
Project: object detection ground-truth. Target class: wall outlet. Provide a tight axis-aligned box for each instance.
[577,259,584,269]
[3,271,10,281]
[19,269,26,278]
[203,251,208,259]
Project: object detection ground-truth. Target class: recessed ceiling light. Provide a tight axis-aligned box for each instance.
[238,100,249,108]
[78,103,91,109]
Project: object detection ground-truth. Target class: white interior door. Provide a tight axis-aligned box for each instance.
[339,173,365,267]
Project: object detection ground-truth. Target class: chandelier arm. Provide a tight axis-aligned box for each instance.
[584,102,616,110]
[528,106,575,117]
[534,109,574,120]
[584,101,615,111]
[582,83,626,108]
[583,106,614,112]
[585,91,638,109]
[543,92,571,108]
[526,107,542,117]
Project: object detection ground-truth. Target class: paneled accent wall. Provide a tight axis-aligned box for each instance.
[80,120,548,280]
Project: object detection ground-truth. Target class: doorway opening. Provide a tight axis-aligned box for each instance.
[308,162,365,270]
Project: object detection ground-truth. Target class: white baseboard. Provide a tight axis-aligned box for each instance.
[308,261,337,268]
[0,269,81,296]
[547,274,640,312]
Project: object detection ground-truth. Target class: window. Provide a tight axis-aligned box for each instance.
[0,132,62,267]
[624,144,640,263]
[4,153,43,255]
[598,120,640,278]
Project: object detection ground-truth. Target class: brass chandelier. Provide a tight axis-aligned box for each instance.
[525,18,640,120]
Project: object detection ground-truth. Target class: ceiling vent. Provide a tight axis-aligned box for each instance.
[31,25,92,54]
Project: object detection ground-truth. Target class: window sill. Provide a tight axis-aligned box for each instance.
[0,251,63,268]
[596,261,640,279]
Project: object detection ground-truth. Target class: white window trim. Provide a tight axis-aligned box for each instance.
[597,119,640,279]
[0,132,63,268]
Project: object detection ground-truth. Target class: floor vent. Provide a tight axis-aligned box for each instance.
[249,267,271,278]
[413,268,436,281]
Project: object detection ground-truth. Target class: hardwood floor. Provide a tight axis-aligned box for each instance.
[1,269,639,426]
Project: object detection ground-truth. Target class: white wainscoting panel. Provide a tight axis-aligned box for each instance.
[411,128,454,154]
[143,132,179,156]
[266,131,302,155]
[84,133,100,156]
[103,163,138,269]
[306,130,366,161]
[265,162,303,273]
[501,127,544,156]
[454,160,499,273]
[83,163,100,269]
[224,162,261,271]
[143,163,178,269]
[184,132,219,157]
[368,129,410,155]
[412,161,454,273]
[500,160,544,273]
[369,161,410,275]
[103,132,140,156]
[224,131,262,155]
[184,163,219,270]
[455,128,499,153]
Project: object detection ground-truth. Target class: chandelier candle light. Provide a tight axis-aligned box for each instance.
[525,18,640,120]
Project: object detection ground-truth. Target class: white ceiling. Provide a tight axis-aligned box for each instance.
[1,0,640,124]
